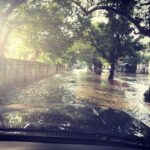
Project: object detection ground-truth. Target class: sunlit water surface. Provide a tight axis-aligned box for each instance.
[0,69,150,127]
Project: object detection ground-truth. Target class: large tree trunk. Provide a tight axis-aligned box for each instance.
[108,34,120,80]
[108,62,115,80]
[93,58,102,75]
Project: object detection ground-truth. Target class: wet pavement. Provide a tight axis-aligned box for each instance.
[0,69,150,127]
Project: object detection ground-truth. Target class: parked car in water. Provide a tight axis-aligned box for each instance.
[117,63,137,73]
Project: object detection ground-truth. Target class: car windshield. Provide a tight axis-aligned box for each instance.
[0,0,150,148]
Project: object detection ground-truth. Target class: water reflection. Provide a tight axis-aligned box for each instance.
[1,70,150,129]
[69,71,150,127]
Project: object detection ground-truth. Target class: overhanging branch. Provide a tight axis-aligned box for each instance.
[72,1,150,37]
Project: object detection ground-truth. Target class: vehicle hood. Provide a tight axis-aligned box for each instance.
[0,104,150,139]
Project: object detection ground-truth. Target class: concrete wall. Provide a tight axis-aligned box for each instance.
[0,57,65,91]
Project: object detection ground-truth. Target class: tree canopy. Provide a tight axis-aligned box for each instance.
[0,0,148,80]
[72,0,150,37]
[89,12,143,79]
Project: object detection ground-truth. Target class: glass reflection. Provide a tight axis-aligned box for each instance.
[1,104,149,139]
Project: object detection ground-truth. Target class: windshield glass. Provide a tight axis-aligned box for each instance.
[0,0,150,148]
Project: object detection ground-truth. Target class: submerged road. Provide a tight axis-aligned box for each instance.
[0,69,150,127]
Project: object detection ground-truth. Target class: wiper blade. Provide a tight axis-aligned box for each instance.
[0,128,149,150]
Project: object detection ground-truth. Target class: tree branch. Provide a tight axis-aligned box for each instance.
[140,2,150,6]
[1,0,27,20]
[72,0,88,14]
[72,1,150,37]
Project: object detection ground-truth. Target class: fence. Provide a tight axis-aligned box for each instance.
[0,57,66,91]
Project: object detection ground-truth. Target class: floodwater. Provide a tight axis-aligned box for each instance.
[0,69,150,127]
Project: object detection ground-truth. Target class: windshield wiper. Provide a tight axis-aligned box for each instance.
[0,128,149,149]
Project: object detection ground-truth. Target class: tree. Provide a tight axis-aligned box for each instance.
[66,40,95,67]
[4,0,73,62]
[5,0,92,65]
[89,13,143,80]
[0,0,26,56]
[0,0,26,32]
[72,0,150,37]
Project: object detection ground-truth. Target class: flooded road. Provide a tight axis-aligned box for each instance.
[115,73,150,102]
[0,69,150,127]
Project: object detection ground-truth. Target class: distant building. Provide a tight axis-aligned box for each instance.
[136,49,150,74]
[117,63,136,73]
[137,61,150,74]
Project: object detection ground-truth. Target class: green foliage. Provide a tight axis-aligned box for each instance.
[1,0,147,69]
[71,0,150,37]
[5,0,75,63]
[139,51,150,63]
[4,0,92,64]
[66,40,95,66]
[98,56,109,67]
[37,52,53,63]
[123,53,141,65]
[90,13,143,65]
